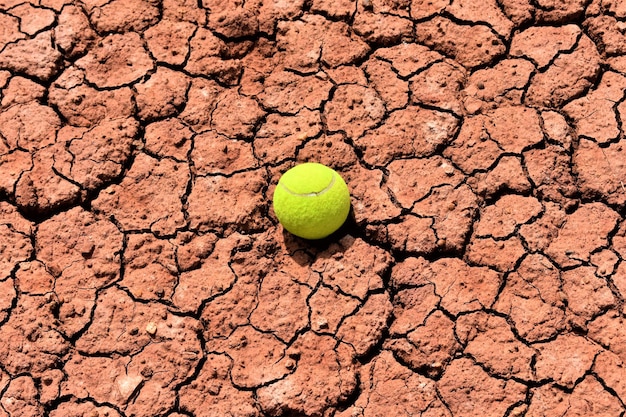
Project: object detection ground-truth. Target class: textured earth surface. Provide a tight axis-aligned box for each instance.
[2,0,626,416]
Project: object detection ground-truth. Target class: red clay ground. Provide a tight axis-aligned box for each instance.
[2,0,626,416]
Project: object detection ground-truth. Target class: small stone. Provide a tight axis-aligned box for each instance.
[441,162,455,176]
[146,322,157,336]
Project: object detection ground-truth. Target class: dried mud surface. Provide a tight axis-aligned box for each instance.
[2,0,626,416]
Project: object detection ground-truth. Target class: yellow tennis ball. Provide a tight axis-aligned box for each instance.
[273,163,351,240]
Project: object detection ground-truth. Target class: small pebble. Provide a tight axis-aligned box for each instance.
[146,322,157,336]
[441,163,455,176]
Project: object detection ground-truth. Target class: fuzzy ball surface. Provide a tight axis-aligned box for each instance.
[273,163,351,240]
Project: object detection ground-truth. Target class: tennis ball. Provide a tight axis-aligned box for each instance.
[273,163,351,240]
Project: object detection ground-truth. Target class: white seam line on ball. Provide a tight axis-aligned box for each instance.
[279,174,337,197]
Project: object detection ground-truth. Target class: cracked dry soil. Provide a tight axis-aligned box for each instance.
[3,0,626,416]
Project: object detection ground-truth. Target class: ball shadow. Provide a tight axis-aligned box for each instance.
[280,206,358,260]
